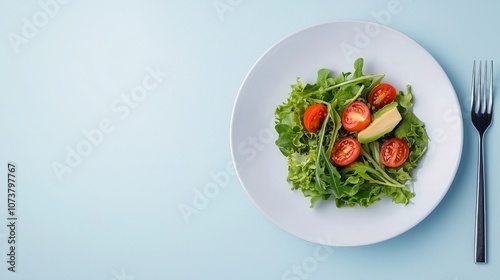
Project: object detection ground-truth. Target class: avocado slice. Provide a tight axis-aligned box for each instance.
[357,102,402,144]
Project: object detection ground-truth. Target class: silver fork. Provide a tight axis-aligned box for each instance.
[471,60,493,264]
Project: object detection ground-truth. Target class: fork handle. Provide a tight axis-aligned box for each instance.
[475,134,486,263]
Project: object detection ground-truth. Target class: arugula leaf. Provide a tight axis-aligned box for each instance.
[353,57,364,78]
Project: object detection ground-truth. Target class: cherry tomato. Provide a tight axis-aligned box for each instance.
[331,136,361,166]
[341,101,371,132]
[368,83,397,109]
[303,103,328,133]
[380,138,409,168]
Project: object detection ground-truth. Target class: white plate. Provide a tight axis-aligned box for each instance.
[230,20,463,246]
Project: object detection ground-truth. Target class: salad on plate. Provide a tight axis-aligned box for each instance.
[274,58,429,208]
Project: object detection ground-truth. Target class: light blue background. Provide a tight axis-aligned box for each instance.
[0,0,499,279]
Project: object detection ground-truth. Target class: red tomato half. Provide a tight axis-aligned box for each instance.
[331,136,361,166]
[341,101,371,132]
[380,138,409,168]
[368,83,397,109]
[303,103,328,133]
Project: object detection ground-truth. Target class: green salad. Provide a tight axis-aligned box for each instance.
[274,58,429,208]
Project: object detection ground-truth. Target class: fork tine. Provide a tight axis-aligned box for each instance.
[482,60,488,114]
[478,60,484,114]
[488,60,493,114]
[471,60,477,112]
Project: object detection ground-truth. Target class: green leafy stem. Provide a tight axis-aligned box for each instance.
[359,145,405,188]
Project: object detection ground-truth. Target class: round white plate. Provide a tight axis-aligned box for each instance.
[230,20,463,246]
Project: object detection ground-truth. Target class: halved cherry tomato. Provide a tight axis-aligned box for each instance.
[341,101,371,132]
[331,136,361,166]
[368,83,397,109]
[303,103,327,133]
[380,138,409,168]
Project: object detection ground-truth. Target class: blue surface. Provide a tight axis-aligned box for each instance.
[0,1,499,279]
